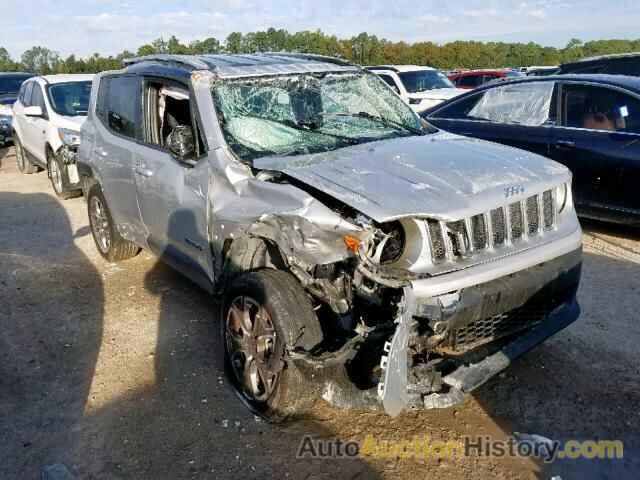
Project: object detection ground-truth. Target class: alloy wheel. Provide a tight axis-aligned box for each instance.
[50,158,63,193]
[90,196,111,254]
[15,143,24,171]
[225,295,280,402]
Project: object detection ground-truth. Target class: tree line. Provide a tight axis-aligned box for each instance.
[1,28,640,75]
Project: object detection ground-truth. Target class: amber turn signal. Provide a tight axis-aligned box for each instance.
[343,235,362,253]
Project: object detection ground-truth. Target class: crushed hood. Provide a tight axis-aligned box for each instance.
[254,132,570,223]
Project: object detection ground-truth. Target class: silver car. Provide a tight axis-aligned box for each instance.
[78,54,583,420]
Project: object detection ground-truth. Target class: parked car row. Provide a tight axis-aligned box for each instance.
[59,53,582,420]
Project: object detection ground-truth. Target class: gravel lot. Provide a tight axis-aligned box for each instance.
[1,145,638,479]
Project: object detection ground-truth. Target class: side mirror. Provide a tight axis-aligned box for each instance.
[24,106,43,118]
[167,125,195,162]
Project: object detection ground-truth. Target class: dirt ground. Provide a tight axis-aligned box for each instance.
[1,145,638,480]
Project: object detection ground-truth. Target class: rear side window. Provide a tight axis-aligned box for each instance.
[561,84,640,134]
[97,75,139,139]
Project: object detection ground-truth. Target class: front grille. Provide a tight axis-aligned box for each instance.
[428,189,557,264]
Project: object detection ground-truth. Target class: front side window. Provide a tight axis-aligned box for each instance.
[30,84,47,111]
[21,82,34,105]
[466,82,555,126]
[212,72,424,162]
[399,70,455,93]
[561,84,640,133]
[99,76,139,139]
[48,81,92,117]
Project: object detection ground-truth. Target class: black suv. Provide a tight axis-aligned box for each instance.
[558,53,640,76]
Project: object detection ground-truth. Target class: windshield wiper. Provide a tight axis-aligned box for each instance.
[326,111,424,136]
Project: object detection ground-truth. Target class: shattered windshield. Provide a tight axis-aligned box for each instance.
[212,72,424,162]
[47,81,92,117]
[399,70,455,93]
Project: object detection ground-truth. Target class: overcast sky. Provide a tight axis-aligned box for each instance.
[2,0,640,58]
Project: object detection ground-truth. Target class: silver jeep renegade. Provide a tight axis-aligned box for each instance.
[78,54,582,420]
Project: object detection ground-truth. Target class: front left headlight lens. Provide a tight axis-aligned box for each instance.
[0,114,12,126]
[58,128,81,146]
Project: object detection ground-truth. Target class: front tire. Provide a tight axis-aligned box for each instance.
[87,184,140,262]
[222,269,323,421]
[48,150,82,200]
[15,137,38,174]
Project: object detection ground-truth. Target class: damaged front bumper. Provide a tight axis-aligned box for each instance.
[379,247,582,415]
[56,145,81,187]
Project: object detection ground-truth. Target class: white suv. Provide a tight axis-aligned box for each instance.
[12,74,94,199]
[367,65,465,113]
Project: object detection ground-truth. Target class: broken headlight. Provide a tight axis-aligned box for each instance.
[58,128,81,147]
[366,221,406,264]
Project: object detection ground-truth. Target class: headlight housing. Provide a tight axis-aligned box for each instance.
[0,114,12,127]
[58,128,81,146]
[555,183,568,214]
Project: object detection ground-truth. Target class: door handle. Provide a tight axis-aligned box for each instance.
[555,139,575,149]
[135,167,154,178]
[95,147,108,157]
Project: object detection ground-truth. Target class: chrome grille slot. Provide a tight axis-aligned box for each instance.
[491,207,507,246]
[446,220,470,257]
[427,220,446,262]
[509,202,524,241]
[526,196,540,235]
[542,190,555,229]
[471,214,488,251]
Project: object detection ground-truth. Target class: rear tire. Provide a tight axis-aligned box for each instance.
[48,150,82,200]
[15,137,38,174]
[222,269,323,422]
[87,184,140,262]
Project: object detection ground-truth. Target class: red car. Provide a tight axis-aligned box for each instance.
[448,69,525,89]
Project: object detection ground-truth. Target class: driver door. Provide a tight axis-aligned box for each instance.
[134,78,213,291]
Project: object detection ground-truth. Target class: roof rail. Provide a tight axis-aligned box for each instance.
[123,54,212,70]
[260,52,357,68]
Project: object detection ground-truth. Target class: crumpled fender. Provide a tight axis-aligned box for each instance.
[206,148,365,275]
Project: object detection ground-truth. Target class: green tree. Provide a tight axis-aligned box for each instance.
[21,46,60,74]
[225,32,244,54]
[189,37,221,54]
